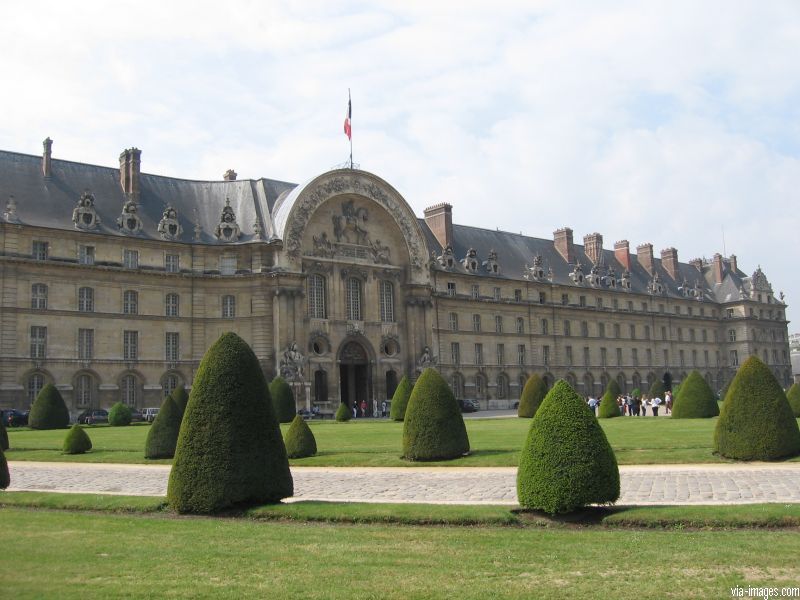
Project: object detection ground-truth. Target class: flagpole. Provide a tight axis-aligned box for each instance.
[348,88,353,169]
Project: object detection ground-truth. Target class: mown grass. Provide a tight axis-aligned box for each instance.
[7,416,800,466]
[1,506,799,599]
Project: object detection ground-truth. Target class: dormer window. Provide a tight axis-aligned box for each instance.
[569,262,585,285]
[462,248,479,272]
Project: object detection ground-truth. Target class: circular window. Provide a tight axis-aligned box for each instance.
[312,340,325,355]
[382,340,398,357]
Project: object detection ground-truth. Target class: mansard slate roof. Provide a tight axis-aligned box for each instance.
[419,220,769,305]
[0,150,297,244]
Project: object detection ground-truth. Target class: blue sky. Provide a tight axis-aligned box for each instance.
[2,1,799,327]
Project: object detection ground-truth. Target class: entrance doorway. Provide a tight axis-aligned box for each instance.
[339,341,371,416]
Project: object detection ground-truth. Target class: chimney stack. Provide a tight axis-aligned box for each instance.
[614,240,631,271]
[583,232,603,264]
[637,243,654,274]
[423,203,453,250]
[729,254,738,274]
[223,169,237,181]
[42,137,52,178]
[712,253,724,284]
[119,148,142,200]
[661,247,679,280]
[554,227,575,263]
[689,258,703,271]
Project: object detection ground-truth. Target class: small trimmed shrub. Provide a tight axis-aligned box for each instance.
[672,370,719,418]
[28,383,70,429]
[284,415,317,459]
[145,395,182,459]
[168,332,293,514]
[0,446,8,489]
[0,418,8,451]
[402,368,470,461]
[172,385,189,417]
[597,381,620,419]
[389,376,413,421]
[786,383,800,418]
[335,403,351,422]
[108,402,133,426]
[63,424,92,454]
[269,377,296,424]
[649,380,666,399]
[714,356,800,461]
[517,379,620,514]
[518,374,547,418]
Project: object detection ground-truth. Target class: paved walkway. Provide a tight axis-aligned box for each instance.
[7,462,800,505]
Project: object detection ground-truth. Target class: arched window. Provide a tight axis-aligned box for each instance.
[451,373,464,400]
[346,278,362,321]
[123,290,138,315]
[565,373,577,390]
[385,370,398,399]
[163,373,179,397]
[518,374,527,393]
[476,374,486,398]
[78,287,94,312]
[31,284,48,310]
[497,374,509,399]
[314,369,328,405]
[165,293,179,317]
[308,274,327,319]
[121,374,137,406]
[222,295,236,318]
[379,280,394,322]
[76,374,92,407]
[27,373,44,403]
[616,373,626,394]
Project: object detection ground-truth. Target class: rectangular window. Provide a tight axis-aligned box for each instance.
[627,301,634,312]
[616,347,622,366]
[596,297,603,309]
[680,349,685,367]
[472,314,481,332]
[451,342,460,365]
[677,328,683,342]
[598,323,605,338]
[346,279,362,321]
[164,293,180,318]
[663,349,669,367]
[308,275,326,319]
[674,306,681,315]
[690,329,696,342]
[78,328,94,360]
[728,329,737,342]
[447,282,456,297]
[730,349,739,367]
[78,287,94,312]
[641,302,648,312]
[613,323,620,338]
[579,295,586,307]
[542,345,549,366]
[123,291,138,315]
[565,345,573,366]
[31,284,48,310]
[581,321,589,337]
[471,285,480,299]
[561,293,569,306]
[79,245,95,265]
[30,326,47,359]
[538,292,546,304]
[632,348,639,366]
[563,320,571,336]
[692,349,697,366]
[646,349,653,366]
[474,343,483,365]
[518,344,526,365]
[661,326,667,341]
[600,347,607,367]
[514,289,522,302]
[704,350,709,366]
[222,295,236,318]
[583,347,590,366]
[379,280,394,322]
[516,317,524,334]
[220,254,237,275]
[645,325,651,340]
[493,287,501,301]
[613,298,619,310]
[495,316,503,333]
[702,329,708,343]
[540,319,548,335]
[165,254,180,273]
[497,344,505,365]
[659,304,665,313]
[727,308,734,318]
[32,241,49,260]
[688,306,693,316]
[166,332,179,362]
[449,313,459,331]
[123,249,139,269]
[123,331,138,361]
[629,324,636,340]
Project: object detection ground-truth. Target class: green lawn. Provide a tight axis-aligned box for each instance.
[1,507,799,599]
[6,417,800,466]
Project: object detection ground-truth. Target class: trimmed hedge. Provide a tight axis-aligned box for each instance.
[284,415,317,459]
[402,368,470,461]
[269,377,296,424]
[0,418,7,451]
[518,374,547,418]
[108,402,133,427]
[335,403,352,422]
[714,356,800,461]
[63,424,92,455]
[597,380,620,419]
[167,332,293,514]
[672,370,719,418]
[172,385,189,417]
[649,380,666,399]
[517,379,620,514]
[0,446,8,489]
[787,383,800,418]
[389,376,413,421]
[28,383,70,430]
[145,394,182,459]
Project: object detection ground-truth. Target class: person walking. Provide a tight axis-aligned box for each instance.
[652,394,662,417]
[641,395,648,417]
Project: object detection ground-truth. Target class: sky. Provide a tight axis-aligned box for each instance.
[1,1,798,326]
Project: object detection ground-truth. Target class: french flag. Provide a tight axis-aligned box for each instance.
[344,94,352,140]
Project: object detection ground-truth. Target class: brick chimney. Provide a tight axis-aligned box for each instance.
[689,257,703,271]
[583,232,603,264]
[554,227,575,263]
[661,247,679,280]
[614,240,630,271]
[223,169,237,181]
[423,203,453,249]
[729,254,738,274]
[712,253,724,284]
[637,243,654,274]
[119,148,142,200]
[42,137,52,178]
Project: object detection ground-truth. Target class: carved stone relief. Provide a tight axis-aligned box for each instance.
[157,205,183,240]
[214,199,241,242]
[116,200,142,235]
[72,190,101,231]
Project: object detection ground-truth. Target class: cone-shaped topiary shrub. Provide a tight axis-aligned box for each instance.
[517,379,620,514]
[284,415,317,459]
[62,424,92,454]
[172,385,189,417]
[402,368,470,461]
[28,383,70,429]
[269,377,296,424]
[168,332,293,514]
[649,379,666,399]
[518,373,547,418]
[714,356,800,461]
[145,394,182,459]
[672,370,719,418]
[335,402,351,421]
[389,376,413,421]
[597,380,620,418]
[0,418,8,451]
[108,402,133,426]
[786,383,800,418]
[0,446,9,489]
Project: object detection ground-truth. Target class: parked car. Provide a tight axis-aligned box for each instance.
[458,400,478,413]
[2,409,29,427]
[129,409,145,423]
[142,407,160,422]
[76,409,108,425]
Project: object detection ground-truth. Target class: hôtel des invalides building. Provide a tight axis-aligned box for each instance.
[0,139,792,417]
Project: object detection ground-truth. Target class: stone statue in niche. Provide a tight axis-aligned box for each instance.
[416,345,438,372]
[311,232,335,258]
[332,199,368,244]
[157,205,183,240]
[72,190,101,231]
[279,341,306,381]
[214,198,241,242]
[116,200,142,234]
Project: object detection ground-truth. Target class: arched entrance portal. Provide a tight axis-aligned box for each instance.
[339,341,372,415]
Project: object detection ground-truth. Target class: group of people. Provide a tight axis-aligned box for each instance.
[351,399,389,418]
[586,390,673,417]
